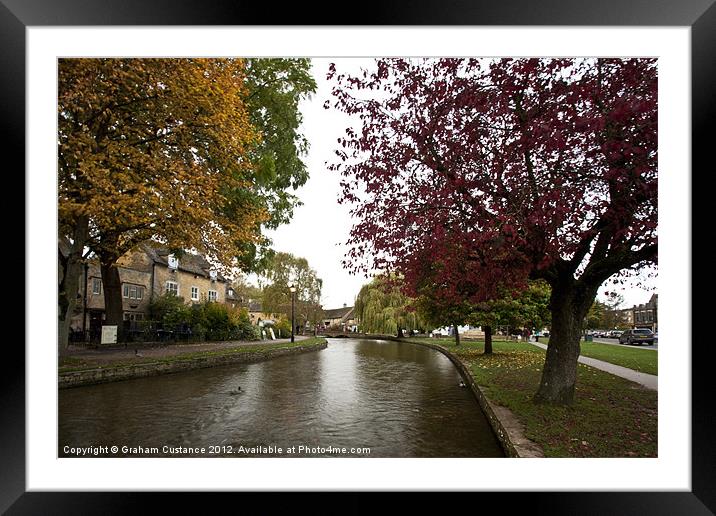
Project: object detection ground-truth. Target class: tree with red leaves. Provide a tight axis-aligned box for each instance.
[327,58,657,405]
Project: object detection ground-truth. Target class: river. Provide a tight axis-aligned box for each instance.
[59,338,504,457]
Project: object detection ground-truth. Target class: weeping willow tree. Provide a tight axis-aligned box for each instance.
[354,276,429,337]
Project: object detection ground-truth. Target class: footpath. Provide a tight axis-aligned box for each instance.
[62,335,311,367]
[58,335,322,388]
[529,342,658,391]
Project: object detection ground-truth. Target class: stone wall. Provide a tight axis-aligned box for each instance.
[59,342,327,389]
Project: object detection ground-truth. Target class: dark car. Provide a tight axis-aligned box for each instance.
[619,329,655,346]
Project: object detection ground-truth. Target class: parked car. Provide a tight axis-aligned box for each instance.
[619,328,655,346]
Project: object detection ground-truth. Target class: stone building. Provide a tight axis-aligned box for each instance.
[245,301,280,326]
[141,244,227,306]
[64,241,228,338]
[322,305,356,330]
[630,293,658,332]
[225,286,241,309]
[618,308,635,327]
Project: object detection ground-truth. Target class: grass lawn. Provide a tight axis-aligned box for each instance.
[59,337,327,373]
[537,338,658,376]
[406,337,657,458]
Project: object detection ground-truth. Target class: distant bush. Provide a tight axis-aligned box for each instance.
[200,301,230,340]
[275,317,291,338]
[189,304,208,341]
[232,307,260,340]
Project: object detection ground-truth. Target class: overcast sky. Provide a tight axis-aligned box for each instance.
[261,59,371,310]
[262,58,658,311]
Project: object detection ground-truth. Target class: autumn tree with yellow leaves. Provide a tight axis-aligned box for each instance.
[58,58,268,350]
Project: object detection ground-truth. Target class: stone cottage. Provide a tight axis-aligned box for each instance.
[63,241,228,339]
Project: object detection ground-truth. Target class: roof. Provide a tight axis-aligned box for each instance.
[632,293,658,310]
[324,306,354,320]
[248,301,264,312]
[140,242,227,282]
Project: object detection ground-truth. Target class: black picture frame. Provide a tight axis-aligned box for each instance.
[4,0,711,513]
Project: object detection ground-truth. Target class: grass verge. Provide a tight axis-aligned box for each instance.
[577,340,657,375]
[59,337,327,373]
[535,337,657,375]
[406,337,657,458]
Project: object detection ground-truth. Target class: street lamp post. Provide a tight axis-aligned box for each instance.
[288,283,296,343]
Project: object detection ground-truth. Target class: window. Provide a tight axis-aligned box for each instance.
[123,285,145,300]
[123,312,144,321]
[168,254,179,270]
[191,286,199,301]
[166,281,178,296]
[208,290,217,302]
[92,278,102,295]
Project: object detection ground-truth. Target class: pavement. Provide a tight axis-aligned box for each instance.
[529,342,658,391]
[62,335,312,366]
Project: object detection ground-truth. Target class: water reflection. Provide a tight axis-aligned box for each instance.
[59,339,504,457]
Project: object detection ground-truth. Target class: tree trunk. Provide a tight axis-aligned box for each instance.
[453,323,460,346]
[58,216,89,355]
[484,325,493,354]
[100,259,124,329]
[533,280,596,405]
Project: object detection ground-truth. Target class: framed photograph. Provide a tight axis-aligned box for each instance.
[7,0,710,513]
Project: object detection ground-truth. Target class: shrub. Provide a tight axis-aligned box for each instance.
[148,295,261,342]
[275,317,291,338]
[232,307,260,340]
[203,301,232,341]
[148,293,190,328]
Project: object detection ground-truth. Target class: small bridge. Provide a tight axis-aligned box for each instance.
[319,332,380,339]
[319,332,431,340]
